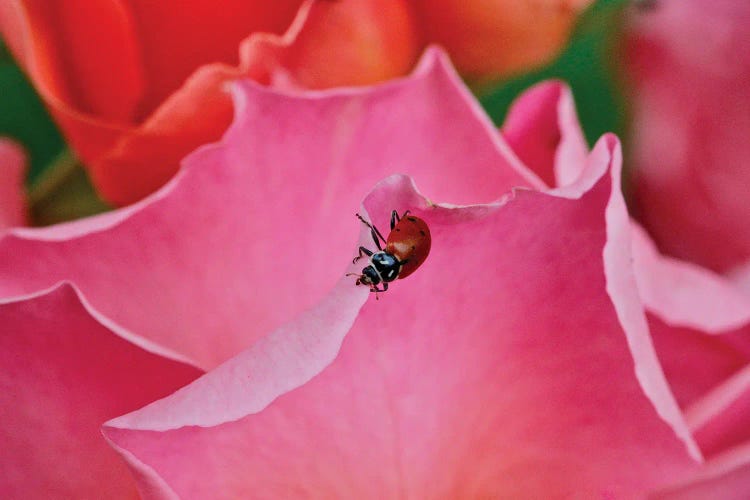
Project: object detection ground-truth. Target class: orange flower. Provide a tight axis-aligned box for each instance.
[0,0,591,205]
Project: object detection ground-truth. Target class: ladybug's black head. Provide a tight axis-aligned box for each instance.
[360,265,381,286]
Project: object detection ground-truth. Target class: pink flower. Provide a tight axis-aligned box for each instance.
[624,0,750,274]
[2,49,749,497]
[508,80,750,495]
[620,8,750,492]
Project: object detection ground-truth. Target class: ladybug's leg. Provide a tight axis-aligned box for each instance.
[369,283,387,300]
[390,209,411,230]
[390,210,399,230]
[353,246,373,264]
[370,228,383,250]
[345,272,364,286]
[356,213,386,250]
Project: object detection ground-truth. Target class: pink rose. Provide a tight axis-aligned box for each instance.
[0,0,592,206]
[620,8,750,492]
[624,0,750,274]
[504,59,750,495]
[2,50,749,497]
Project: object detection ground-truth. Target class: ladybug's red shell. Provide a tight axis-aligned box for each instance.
[385,215,431,279]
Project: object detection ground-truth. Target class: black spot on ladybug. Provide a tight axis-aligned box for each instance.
[395,228,401,232]
[419,230,425,236]
[407,217,417,222]
[411,245,416,250]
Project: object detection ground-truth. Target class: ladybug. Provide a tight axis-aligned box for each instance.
[348,209,431,295]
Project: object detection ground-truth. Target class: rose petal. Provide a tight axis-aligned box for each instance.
[502,80,588,188]
[648,314,750,410]
[631,223,750,333]
[104,138,698,498]
[625,0,750,273]
[596,136,699,463]
[654,441,750,499]
[630,224,750,442]
[687,365,750,458]
[728,259,750,295]
[0,139,27,230]
[242,0,420,90]
[0,283,201,498]
[122,0,303,116]
[0,49,541,370]
[617,11,750,447]
[502,73,750,456]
